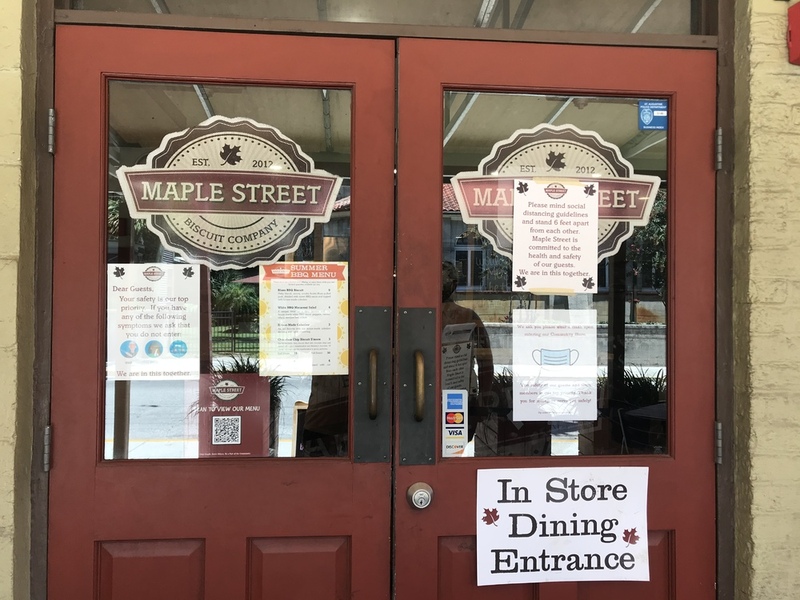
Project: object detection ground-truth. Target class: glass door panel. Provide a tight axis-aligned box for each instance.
[442,91,668,457]
[105,81,353,459]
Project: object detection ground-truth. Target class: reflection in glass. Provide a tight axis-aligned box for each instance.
[65,0,711,35]
[442,91,668,457]
[105,81,352,459]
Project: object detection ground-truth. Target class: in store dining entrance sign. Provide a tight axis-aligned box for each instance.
[117,116,343,269]
[476,467,650,586]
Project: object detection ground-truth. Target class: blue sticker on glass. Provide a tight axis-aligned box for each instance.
[638,100,668,131]
[446,392,464,411]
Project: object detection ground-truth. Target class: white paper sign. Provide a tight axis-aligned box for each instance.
[106,264,200,380]
[477,467,650,585]
[442,323,476,391]
[512,309,597,421]
[259,262,348,376]
[512,178,598,294]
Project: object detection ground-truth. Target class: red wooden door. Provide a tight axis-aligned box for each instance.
[50,26,717,600]
[394,39,716,599]
[51,26,395,599]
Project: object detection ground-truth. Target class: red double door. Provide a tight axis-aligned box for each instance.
[51,26,717,599]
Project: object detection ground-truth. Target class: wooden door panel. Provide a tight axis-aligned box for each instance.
[98,540,205,600]
[438,537,534,599]
[249,537,351,599]
[436,532,670,600]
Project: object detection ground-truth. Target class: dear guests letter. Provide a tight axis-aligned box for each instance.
[120,170,338,217]
[476,467,650,585]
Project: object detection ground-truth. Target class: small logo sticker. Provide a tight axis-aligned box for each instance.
[143,266,165,281]
[209,380,246,401]
[544,182,568,199]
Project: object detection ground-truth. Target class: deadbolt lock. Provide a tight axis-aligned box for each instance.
[407,482,434,510]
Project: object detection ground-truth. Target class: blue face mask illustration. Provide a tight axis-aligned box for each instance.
[532,348,579,366]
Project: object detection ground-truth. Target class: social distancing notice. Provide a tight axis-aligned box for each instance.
[476,467,649,585]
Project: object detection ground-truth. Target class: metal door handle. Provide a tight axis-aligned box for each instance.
[414,350,425,422]
[368,348,378,420]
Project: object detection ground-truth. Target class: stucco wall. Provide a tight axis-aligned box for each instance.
[735,1,800,598]
[0,0,33,597]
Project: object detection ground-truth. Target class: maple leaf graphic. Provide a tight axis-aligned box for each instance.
[220,144,242,166]
[545,151,566,171]
[182,267,195,278]
[516,181,529,195]
[113,267,125,278]
[515,274,527,288]
[482,508,500,527]
[623,528,639,547]
[584,184,596,196]
[582,277,595,291]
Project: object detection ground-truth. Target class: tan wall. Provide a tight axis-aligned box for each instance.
[735,1,800,598]
[0,0,33,597]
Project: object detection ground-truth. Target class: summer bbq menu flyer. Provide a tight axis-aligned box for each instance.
[258,262,349,376]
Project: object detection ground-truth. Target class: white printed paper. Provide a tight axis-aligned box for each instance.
[106,264,200,380]
[477,467,649,585]
[512,309,597,421]
[442,323,476,391]
[512,178,598,294]
[259,262,348,376]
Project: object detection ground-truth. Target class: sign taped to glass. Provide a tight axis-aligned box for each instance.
[116,116,343,269]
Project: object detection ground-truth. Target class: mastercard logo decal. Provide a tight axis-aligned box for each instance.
[446,412,465,425]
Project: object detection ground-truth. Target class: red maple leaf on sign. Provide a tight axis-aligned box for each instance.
[623,528,639,547]
[482,508,500,527]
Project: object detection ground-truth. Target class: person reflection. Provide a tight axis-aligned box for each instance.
[441,261,494,452]
[300,374,348,457]
[300,240,349,457]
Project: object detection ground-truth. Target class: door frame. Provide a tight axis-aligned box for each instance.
[31,9,733,600]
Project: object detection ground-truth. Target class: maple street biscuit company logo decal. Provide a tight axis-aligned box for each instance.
[451,124,661,262]
[209,380,246,401]
[544,183,568,200]
[117,116,343,268]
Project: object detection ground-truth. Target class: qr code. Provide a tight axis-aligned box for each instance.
[212,416,242,445]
